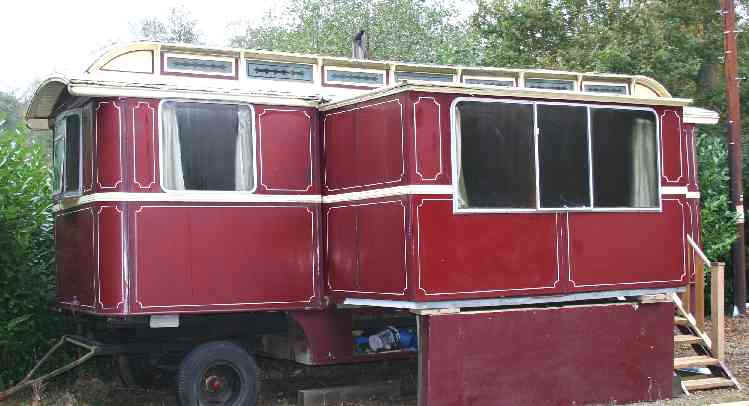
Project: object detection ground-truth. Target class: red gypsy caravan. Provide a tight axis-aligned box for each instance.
[19,40,722,405]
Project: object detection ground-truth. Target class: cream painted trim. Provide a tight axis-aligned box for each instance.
[684,106,720,125]
[661,186,689,195]
[322,185,453,203]
[68,83,320,107]
[686,191,701,199]
[52,192,322,212]
[318,83,692,112]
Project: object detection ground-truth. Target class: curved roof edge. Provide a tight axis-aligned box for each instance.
[684,106,720,125]
[25,77,69,129]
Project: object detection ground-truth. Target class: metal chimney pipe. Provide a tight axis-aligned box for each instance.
[352,30,368,59]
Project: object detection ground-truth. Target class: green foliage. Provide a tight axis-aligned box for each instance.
[0,112,60,389]
[134,6,201,44]
[697,133,739,261]
[230,0,481,65]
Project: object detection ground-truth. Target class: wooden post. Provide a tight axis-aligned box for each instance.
[710,263,725,361]
[696,260,706,332]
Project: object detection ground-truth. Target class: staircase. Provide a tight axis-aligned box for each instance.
[672,269,740,395]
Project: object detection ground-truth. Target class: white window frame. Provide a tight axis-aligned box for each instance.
[394,71,455,83]
[450,97,662,214]
[524,77,578,91]
[53,108,84,200]
[244,58,315,83]
[462,75,517,87]
[158,99,258,194]
[163,53,237,77]
[323,66,387,87]
[582,81,630,95]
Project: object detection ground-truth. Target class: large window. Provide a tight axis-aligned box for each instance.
[53,110,82,198]
[160,101,255,192]
[453,99,659,212]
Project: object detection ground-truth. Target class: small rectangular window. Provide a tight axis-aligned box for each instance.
[325,67,385,86]
[463,77,515,87]
[537,105,590,208]
[247,60,313,82]
[395,71,453,82]
[161,102,255,192]
[591,108,658,208]
[583,83,629,95]
[525,78,575,91]
[455,101,536,209]
[163,53,236,77]
[52,111,83,198]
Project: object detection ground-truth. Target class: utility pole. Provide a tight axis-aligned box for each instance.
[721,0,747,315]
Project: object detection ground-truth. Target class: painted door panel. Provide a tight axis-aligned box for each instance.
[326,205,358,292]
[133,205,316,311]
[659,108,685,184]
[355,100,404,187]
[323,111,357,190]
[55,207,96,310]
[357,200,407,294]
[97,206,125,312]
[258,108,314,192]
[131,101,159,192]
[95,101,123,191]
[412,96,445,182]
[568,199,686,288]
[415,199,560,298]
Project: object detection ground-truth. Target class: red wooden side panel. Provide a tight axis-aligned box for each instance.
[356,99,404,188]
[258,108,314,193]
[419,302,673,406]
[131,100,159,192]
[326,199,408,297]
[323,109,356,191]
[659,108,685,185]
[95,101,123,191]
[326,205,358,292]
[684,123,699,191]
[132,205,317,313]
[568,199,687,289]
[55,207,96,310]
[357,200,407,295]
[82,105,95,193]
[96,205,125,313]
[414,198,561,299]
[412,96,446,183]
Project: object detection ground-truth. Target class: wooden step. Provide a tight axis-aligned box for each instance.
[674,334,703,345]
[682,377,735,391]
[675,355,721,369]
[675,316,689,326]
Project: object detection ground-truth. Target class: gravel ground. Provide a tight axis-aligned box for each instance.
[4,315,748,405]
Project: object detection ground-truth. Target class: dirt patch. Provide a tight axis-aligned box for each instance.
[4,315,747,405]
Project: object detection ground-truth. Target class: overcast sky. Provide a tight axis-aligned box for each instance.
[0,0,287,96]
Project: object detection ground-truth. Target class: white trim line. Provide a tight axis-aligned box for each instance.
[53,192,322,211]
[686,191,701,199]
[661,186,689,195]
[323,185,452,203]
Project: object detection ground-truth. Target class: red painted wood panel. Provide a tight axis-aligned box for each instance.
[323,109,357,190]
[660,108,684,184]
[413,96,444,182]
[258,108,314,192]
[326,205,358,292]
[95,101,123,191]
[82,104,94,193]
[415,198,560,299]
[55,207,96,310]
[357,200,407,295]
[132,101,158,191]
[419,302,673,406]
[96,205,124,312]
[133,205,316,312]
[356,100,404,188]
[568,199,686,289]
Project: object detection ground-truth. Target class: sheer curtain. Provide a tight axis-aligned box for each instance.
[630,118,657,207]
[235,106,254,191]
[161,102,185,190]
[455,108,469,208]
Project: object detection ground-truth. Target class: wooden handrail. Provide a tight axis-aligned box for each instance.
[683,233,726,361]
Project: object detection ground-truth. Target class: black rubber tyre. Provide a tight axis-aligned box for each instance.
[177,341,258,406]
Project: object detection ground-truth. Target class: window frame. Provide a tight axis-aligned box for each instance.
[157,99,258,194]
[53,108,84,200]
[450,97,661,214]
[323,66,387,87]
[462,75,517,88]
[582,81,630,95]
[162,52,237,78]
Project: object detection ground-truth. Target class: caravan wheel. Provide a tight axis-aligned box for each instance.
[177,341,258,406]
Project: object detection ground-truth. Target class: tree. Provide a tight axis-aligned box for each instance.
[133,6,201,44]
[230,0,480,65]
[0,92,22,132]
